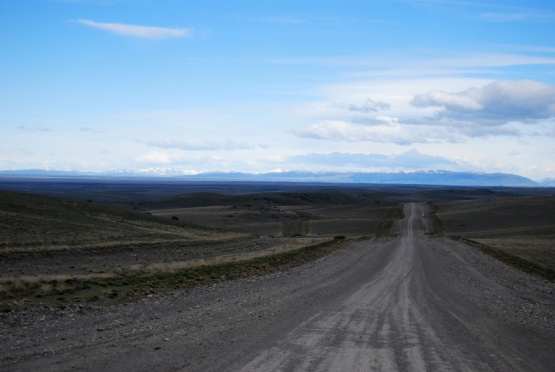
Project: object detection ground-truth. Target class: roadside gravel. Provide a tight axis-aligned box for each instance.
[1,211,554,371]
[0,239,392,371]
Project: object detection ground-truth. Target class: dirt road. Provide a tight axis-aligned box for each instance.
[2,203,554,371]
[234,203,555,371]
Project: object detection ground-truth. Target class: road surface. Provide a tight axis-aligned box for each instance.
[1,203,554,371]
[231,203,554,371]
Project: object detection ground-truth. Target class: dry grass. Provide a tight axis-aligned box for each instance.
[120,237,331,274]
[0,189,401,309]
[150,202,398,238]
[434,195,555,279]
[0,191,244,253]
[470,237,554,270]
[0,238,346,307]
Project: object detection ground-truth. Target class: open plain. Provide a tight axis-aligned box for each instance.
[0,178,554,371]
[433,196,555,279]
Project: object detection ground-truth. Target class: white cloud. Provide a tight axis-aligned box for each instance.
[294,120,464,144]
[294,111,527,144]
[80,127,102,133]
[148,140,221,151]
[375,115,399,125]
[335,98,390,113]
[17,126,52,132]
[411,80,555,125]
[293,77,555,146]
[289,149,457,170]
[74,19,193,40]
[148,139,254,151]
[224,139,255,151]
[135,150,185,164]
[270,52,555,76]
[411,90,483,111]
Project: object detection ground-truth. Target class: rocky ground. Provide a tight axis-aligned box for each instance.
[1,221,553,371]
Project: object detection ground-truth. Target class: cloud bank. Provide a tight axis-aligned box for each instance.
[148,139,254,151]
[296,80,555,145]
[295,119,465,144]
[74,19,193,40]
[289,149,457,170]
[336,98,390,113]
[411,80,555,125]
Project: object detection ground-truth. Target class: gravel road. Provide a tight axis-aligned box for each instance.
[2,203,554,371]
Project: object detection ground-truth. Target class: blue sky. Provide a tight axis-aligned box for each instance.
[1,0,555,180]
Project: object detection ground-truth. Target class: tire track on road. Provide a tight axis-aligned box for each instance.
[237,203,553,371]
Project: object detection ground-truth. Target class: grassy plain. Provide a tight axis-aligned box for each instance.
[146,188,406,240]
[1,178,554,308]
[0,185,402,308]
[434,195,555,280]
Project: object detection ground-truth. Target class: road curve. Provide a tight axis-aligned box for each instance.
[232,203,554,371]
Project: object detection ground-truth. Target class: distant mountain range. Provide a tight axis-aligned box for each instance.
[539,178,555,187]
[0,169,547,187]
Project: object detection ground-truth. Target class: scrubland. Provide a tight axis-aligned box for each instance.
[1,181,553,310]
[434,195,555,280]
[0,188,400,308]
